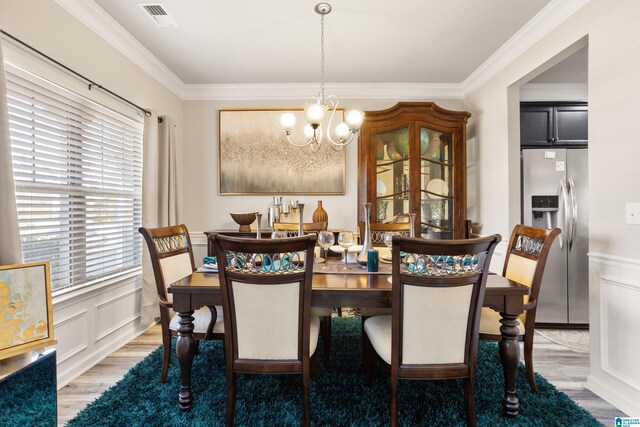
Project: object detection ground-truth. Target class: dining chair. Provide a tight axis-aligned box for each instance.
[139,224,224,383]
[363,234,501,427]
[212,234,319,427]
[479,224,560,392]
[274,220,333,367]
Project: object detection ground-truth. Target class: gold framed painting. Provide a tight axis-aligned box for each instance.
[218,109,346,195]
[0,261,56,360]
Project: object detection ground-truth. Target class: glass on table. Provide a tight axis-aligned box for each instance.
[383,231,400,270]
[271,230,288,239]
[317,231,335,270]
[337,231,355,270]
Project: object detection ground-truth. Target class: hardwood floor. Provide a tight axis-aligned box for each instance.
[57,324,624,426]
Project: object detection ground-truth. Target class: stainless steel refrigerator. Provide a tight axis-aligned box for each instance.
[522,148,589,325]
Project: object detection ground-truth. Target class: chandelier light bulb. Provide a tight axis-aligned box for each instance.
[305,102,325,125]
[280,113,296,131]
[335,122,350,139]
[345,110,364,130]
[303,124,316,139]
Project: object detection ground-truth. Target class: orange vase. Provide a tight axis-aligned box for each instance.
[312,200,328,223]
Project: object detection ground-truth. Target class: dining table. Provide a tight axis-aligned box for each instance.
[167,262,530,418]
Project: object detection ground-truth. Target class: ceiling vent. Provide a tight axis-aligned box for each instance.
[138,3,179,27]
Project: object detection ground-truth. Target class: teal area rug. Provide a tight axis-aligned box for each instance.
[68,318,602,426]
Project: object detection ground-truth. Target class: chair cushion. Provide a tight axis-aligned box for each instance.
[363,315,392,364]
[479,307,524,336]
[170,305,224,335]
[360,307,392,317]
[311,307,333,317]
[309,315,321,356]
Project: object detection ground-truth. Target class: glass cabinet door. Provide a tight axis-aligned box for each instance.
[419,126,454,239]
[374,127,410,223]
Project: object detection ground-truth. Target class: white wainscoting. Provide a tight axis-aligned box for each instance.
[191,231,209,265]
[588,252,640,416]
[52,271,147,388]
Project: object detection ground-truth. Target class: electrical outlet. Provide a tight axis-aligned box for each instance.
[626,202,640,225]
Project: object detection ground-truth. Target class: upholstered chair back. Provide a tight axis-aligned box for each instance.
[139,225,196,304]
[502,225,561,317]
[391,235,500,367]
[212,234,317,362]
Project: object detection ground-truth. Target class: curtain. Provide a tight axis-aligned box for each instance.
[0,42,23,265]
[140,115,180,327]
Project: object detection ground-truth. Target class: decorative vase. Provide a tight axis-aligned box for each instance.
[356,203,374,267]
[376,200,389,222]
[312,200,328,223]
[427,131,443,161]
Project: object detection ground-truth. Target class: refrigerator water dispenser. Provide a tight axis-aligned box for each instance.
[531,195,559,230]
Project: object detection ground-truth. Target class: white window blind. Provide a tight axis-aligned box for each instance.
[5,63,144,292]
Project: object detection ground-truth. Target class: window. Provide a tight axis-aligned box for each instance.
[5,63,144,292]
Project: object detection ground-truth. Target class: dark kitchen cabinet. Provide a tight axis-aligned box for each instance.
[521,102,587,147]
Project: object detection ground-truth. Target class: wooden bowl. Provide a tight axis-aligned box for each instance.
[230,212,257,232]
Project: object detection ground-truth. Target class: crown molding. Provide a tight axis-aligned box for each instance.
[182,82,464,101]
[54,0,185,98]
[520,83,587,102]
[462,0,590,97]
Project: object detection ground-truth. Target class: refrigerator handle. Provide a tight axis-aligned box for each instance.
[568,178,578,251]
[558,177,569,249]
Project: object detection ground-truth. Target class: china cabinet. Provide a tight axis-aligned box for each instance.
[357,102,470,239]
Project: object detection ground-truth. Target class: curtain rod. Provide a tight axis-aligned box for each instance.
[1,30,152,117]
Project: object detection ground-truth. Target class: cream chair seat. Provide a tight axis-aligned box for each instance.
[169,307,225,335]
[478,308,524,336]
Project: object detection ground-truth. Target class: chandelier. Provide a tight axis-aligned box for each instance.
[280,3,364,151]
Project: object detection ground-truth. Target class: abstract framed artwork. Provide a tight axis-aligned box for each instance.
[0,261,56,360]
[218,109,345,194]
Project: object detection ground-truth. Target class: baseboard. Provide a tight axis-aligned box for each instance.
[586,375,635,417]
[56,321,149,389]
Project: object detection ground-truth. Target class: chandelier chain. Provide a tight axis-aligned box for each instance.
[320,13,325,103]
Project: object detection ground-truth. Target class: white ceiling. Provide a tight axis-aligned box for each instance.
[92,0,552,85]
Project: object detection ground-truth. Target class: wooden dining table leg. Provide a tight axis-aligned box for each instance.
[176,310,196,410]
[498,311,521,417]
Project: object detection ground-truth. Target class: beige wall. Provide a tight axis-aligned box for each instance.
[464,0,640,415]
[182,98,468,234]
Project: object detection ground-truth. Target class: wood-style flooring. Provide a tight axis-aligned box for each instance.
[57,324,624,426]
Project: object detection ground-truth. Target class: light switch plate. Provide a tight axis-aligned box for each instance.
[626,202,640,224]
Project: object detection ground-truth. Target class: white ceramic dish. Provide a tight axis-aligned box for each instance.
[329,245,363,254]
[329,245,363,263]
[200,263,218,272]
[426,178,449,199]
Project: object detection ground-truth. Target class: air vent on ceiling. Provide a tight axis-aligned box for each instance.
[138,3,179,27]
